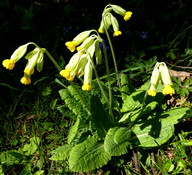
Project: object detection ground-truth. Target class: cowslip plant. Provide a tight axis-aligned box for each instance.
[2,3,191,174]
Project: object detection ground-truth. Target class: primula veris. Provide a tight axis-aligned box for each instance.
[147,89,156,96]
[60,69,74,81]
[124,11,132,21]
[60,52,82,81]
[65,41,76,52]
[110,14,122,36]
[98,4,132,36]
[110,4,126,16]
[20,76,31,85]
[24,48,44,75]
[65,30,92,52]
[2,59,15,70]
[2,43,29,70]
[147,62,175,96]
[82,61,93,91]
[76,36,95,52]
[162,84,175,95]
[10,44,28,62]
[113,30,122,36]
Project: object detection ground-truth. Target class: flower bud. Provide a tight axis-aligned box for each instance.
[82,61,93,91]
[110,4,126,16]
[24,48,42,75]
[124,11,132,21]
[2,59,15,70]
[10,43,29,62]
[20,75,31,85]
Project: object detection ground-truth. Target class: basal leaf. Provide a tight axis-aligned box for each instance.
[22,137,40,156]
[119,101,158,123]
[69,136,111,172]
[90,94,114,139]
[67,118,80,144]
[49,144,73,161]
[59,88,89,120]
[104,127,131,156]
[132,107,190,147]
[0,150,23,166]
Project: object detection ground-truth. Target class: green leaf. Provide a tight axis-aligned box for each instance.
[104,127,131,156]
[67,118,80,144]
[0,150,23,166]
[119,101,158,123]
[0,164,4,175]
[34,170,44,175]
[90,94,114,139]
[22,137,40,155]
[132,107,190,147]
[121,82,151,113]
[59,86,90,120]
[57,105,77,120]
[69,136,111,172]
[120,73,135,101]
[49,144,72,161]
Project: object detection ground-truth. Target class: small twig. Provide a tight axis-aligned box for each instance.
[133,149,141,174]
[151,150,157,175]
[165,62,192,69]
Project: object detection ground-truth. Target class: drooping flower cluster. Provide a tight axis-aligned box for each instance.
[98,4,132,36]
[147,62,175,96]
[60,30,103,91]
[2,43,45,85]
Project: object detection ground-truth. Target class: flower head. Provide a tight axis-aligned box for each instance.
[65,30,92,52]
[98,4,132,36]
[113,30,122,36]
[2,43,29,70]
[2,59,15,70]
[82,61,93,91]
[24,47,45,75]
[147,84,157,96]
[147,62,175,96]
[162,84,175,95]
[20,75,31,85]
[124,11,132,21]
[65,41,76,52]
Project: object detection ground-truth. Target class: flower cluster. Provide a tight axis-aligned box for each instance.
[147,62,175,96]
[60,30,103,91]
[98,4,132,36]
[2,43,45,85]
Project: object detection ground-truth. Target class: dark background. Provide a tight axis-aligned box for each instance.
[0,0,191,110]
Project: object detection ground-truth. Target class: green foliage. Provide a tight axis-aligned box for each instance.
[49,144,73,161]
[0,150,23,166]
[58,85,90,120]
[68,136,111,172]
[132,107,190,147]
[1,1,192,174]
[173,77,192,98]
[104,127,131,156]
[90,94,114,138]
[21,136,41,156]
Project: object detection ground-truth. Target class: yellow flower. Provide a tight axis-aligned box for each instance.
[147,89,156,96]
[124,11,132,21]
[147,84,157,96]
[24,68,35,75]
[2,59,15,70]
[113,30,122,36]
[82,83,92,91]
[60,69,74,81]
[65,41,77,52]
[98,28,105,34]
[82,61,93,91]
[20,76,31,85]
[162,84,175,95]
